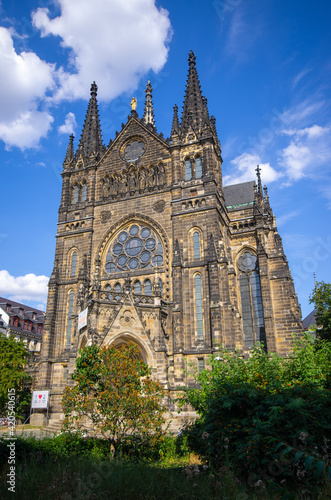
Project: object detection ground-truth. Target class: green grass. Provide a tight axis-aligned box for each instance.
[1,454,330,499]
[1,435,330,499]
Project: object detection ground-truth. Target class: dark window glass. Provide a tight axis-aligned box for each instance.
[105,224,164,273]
[71,251,77,277]
[193,232,200,259]
[66,291,74,349]
[134,281,142,294]
[141,227,151,239]
[81,184,87,202]
[185,159,192,180]
[126,238,143,256]
[195,274,204,340]
[238,252,265,348]
[129,225,139,236]
[73,185,79,204]
[145,279,152,295]
[195,157,202,178]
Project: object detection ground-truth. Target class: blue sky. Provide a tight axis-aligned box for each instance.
[0,0,330,318]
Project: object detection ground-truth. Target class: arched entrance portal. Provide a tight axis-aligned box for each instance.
[105,333,153,366]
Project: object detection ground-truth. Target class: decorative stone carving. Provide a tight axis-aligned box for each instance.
[100,211,112,223]
[153,200,166,213]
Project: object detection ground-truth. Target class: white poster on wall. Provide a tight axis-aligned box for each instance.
[78,307,88,331]
[31,391,49,409]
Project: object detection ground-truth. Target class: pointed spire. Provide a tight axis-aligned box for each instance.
[76,82,104,159]
[254,165,264,215]
[63,134,74,167]
[263,185,273,216]
[170,104,181,140]
[143,81,155,128]
[181,51,211,136]
[256,165,263,199]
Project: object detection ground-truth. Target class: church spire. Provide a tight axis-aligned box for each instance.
[256,165,263,202]
[170,104,181,140]
[76,82,104,159]
[181,51,211,136]
[143,81,155,128]
[63,133,74,167]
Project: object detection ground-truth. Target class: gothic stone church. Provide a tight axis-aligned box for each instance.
[34,52,302,428]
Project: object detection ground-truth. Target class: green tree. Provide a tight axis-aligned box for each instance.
[310,280,331,340]
[62,342,167,456]
[0,335,32,417]
[182,337,331,480]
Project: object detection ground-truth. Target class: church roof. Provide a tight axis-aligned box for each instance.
[223,181,255,211]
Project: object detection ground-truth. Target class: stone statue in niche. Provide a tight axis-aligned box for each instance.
[139,169,146,191]
[128,168,136,192]
[118,173,126,194]
[148,166,155,188]
[103,177,110,198]
[158,164,165,186]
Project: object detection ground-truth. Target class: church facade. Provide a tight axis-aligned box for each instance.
[34,52,302,427]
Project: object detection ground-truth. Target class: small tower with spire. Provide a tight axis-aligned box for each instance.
[143,81,156,129]
[76,82,104,160]
[181,51,211,137]
[63,134,74,168]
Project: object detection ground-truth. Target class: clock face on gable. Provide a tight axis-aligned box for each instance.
[123,140,145,162]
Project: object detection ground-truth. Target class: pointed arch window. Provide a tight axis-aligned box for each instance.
[114,283,122,301]
[144,279,152,295]
[70,251,77,277]
[73,185,79,204]
[65,291,74,349]
[105,284,112,300]
[185,159,192,181]
[195,156,202,178]
[193,232,201,259]
[238,251,266,349]
[134,281,142,294]
[194,274,204,340]
[81,183,87,202]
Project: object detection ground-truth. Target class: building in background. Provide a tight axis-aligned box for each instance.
[0,297,45,352]
[33,52,302,428]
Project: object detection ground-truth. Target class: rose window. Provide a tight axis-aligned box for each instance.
[105,224,164,273]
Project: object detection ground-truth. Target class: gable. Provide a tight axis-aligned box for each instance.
[98,118,171,176]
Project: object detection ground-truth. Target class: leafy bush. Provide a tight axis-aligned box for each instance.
[182,336,331,487]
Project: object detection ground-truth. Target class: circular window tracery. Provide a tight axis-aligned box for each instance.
[238,251,257,273]
[105,224,164,273]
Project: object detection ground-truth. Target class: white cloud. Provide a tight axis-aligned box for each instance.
[276,210,301,227]
[58,112,76,134]
[0,270,48,304]
[32,0,172,102]
[279,125,331,180]
[0,110,54,150]
[277,99,325,128]
[223,152,281,186]
[0,27,55,149]
[0,1,171,149]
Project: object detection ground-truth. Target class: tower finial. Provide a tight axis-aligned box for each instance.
[90,81,97,97]
[143,81,155,128]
